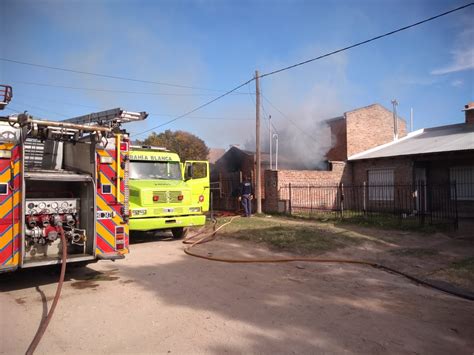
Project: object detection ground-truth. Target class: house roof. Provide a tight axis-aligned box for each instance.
[348,123,474,161]
[208,148,225,164]
[215,146,271,165]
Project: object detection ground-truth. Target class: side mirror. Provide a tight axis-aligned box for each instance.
[185,164,193,180]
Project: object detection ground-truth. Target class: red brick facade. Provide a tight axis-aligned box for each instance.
[262,104,407,212]
[326,117,347,161]
[351,157,413,185]
[264,162,351,211]
[345,104,407,157]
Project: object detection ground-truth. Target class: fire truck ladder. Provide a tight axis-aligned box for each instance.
[62,107,148,129]
[0,85,13,110]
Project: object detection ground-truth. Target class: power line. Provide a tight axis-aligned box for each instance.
[0,58,231,92]
[3,106,21,113]
[8,3,468,139]
[132,78,255,138]
[13,92,255,120]
[260,3,473,78]
[11,81,247,97]
[261,94,318,143]
[133,3,472,138]
[12,99,69,118]
[149,114,253,121]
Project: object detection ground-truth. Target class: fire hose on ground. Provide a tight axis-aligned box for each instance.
[26,227,67,355]
[183,216,474,302]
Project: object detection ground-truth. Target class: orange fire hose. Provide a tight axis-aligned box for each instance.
[183,216,474,301]
[26,227,67,355]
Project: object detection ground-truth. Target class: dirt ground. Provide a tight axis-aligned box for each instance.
[1,221,474,354]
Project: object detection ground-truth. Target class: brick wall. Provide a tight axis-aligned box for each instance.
[351,157,413,185]
[464,102,474,124]
[264,162,351,212]
[346,104,407,158]
[326,118,347,161]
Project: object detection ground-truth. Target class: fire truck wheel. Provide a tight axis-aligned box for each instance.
[171,227,188,239]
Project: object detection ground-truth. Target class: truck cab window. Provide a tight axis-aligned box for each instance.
[130,161,182,180]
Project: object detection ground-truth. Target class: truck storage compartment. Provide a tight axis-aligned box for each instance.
[23,172,96,266]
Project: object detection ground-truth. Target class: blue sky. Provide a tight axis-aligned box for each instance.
[1,0,473,154]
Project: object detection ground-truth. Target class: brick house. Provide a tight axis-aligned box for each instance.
[212,101,473,224]
[264,103,407,211]
[211,146,271,211]
[348,103,474,218]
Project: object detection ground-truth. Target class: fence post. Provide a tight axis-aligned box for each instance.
[420,181,425,226]
[289,183,292,215]
[454,181,458,230]
[363,181,366,214]
[210,191,214,221]
[340,183,344,219]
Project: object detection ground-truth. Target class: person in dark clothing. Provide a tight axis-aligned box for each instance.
[239,176,253,217]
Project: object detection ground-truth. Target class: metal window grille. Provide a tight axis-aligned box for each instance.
[450,166,474,200]
[368,169,394,201]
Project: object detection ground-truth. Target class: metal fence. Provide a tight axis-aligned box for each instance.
[278,183,460,228]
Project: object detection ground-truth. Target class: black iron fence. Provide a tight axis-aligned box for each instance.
[278,183,461,228]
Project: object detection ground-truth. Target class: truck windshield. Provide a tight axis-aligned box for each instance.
[129,161,182,180]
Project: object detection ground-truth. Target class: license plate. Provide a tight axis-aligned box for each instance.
[163,208,174,213]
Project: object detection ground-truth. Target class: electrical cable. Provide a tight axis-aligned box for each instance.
[132,78,255,138]
[261,93,318,143]
[6,3,470,139]
[260,3,474,79]
[1,59,231,92]
[3,107,20,113]
[12,100,69,118]
[183,216,474,302]
[26,228,67,355]
[10,81,247,97]
[11,93,254,120]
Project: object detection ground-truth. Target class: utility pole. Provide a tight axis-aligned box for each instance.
[273,133,279,170]
[255,70,262,214]
[269,115,272,170]
[391,99,399,140]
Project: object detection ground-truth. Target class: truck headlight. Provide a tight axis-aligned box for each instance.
[131,208,147,216]
[189,207,201,212]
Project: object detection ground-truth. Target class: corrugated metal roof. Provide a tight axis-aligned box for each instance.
[348,123,474,160]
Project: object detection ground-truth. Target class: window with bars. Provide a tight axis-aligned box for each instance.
[450,166,474,200]
[368,169,394,201]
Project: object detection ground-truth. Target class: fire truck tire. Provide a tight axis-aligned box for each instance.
[171,227,188,239]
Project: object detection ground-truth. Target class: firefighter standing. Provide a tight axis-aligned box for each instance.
[239,176,253,217]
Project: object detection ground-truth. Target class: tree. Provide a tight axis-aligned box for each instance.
[138,130,209,162]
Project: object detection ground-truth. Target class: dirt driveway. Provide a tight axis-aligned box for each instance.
[1,230,473,354]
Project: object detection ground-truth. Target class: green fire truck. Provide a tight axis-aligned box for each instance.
[128,146,209,238]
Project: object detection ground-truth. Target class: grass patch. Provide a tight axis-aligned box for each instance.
[216,216,363,254]
[389,248,439,257]
[431,257,474,291]
[451,257,474,271]
[285,211,452,234]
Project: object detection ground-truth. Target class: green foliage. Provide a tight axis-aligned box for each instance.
[138,130,209,162]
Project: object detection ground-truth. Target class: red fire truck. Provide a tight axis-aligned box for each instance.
[0,85,148,272]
